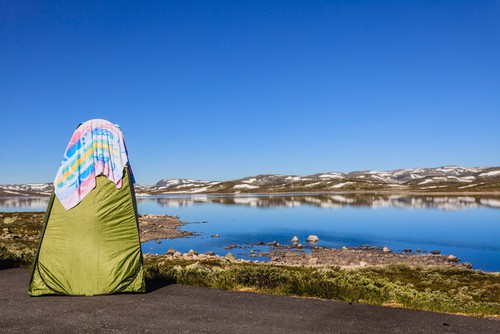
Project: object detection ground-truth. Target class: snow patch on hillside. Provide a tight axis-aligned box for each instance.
[479,170,500,177]
[234,184,259,189]
[331,182,354,188]
[319,174,343,179]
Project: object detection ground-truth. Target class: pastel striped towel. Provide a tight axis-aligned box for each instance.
[54,119,132,210]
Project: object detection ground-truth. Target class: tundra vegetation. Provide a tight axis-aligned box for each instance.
[1,211,499,318]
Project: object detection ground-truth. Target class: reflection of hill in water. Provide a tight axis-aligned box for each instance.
[2,194,499,211]
[138,194,500,210]
[0,197,50,209]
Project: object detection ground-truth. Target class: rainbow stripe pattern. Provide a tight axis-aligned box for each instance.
[54,119,132,210]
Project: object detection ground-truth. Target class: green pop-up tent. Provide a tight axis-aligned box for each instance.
[29,119,145,296]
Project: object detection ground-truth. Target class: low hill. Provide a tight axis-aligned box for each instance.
[4,166,498,196]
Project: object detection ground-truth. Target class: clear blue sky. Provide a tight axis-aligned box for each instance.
[1,1,499,185]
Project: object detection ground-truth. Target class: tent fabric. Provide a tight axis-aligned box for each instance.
[29,167,145,296]
[54,119,131,210]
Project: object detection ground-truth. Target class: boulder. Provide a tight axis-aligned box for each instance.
[447,255,459,262]
[291,236,299,243]
[462,262,473,269]
[306,235,319,243]
[382,247,390,252]
[188,249,198,255]
[430,250,441,255]
[166,248,176,255]
[205,251,215,256]
[307,257,318,265]
[225,253,236,262]
[3,217,15,225]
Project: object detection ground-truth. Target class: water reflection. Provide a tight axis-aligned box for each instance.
[0,196,50,211]
[137,194,500,210]
[1,194,500,212]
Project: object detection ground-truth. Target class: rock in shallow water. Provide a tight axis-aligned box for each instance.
[306,235,319,243]
[462,262,473,269]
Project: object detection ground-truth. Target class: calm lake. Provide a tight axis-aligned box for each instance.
[1,193,499,272]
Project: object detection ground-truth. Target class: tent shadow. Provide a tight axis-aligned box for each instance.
[145,277,175,293]
[0,262,24,271]
[0,266,14,271]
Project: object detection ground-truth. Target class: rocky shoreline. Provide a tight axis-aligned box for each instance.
[143,244,472,270]
[139,214,192,242]
[0,212,478,270]
[0,212,191,246]
[262,245,471,269]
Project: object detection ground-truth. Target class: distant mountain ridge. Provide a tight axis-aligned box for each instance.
[143,166,500,195]
[3,166,498,197]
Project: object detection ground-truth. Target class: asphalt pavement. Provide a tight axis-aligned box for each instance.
[0,268,498,333]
